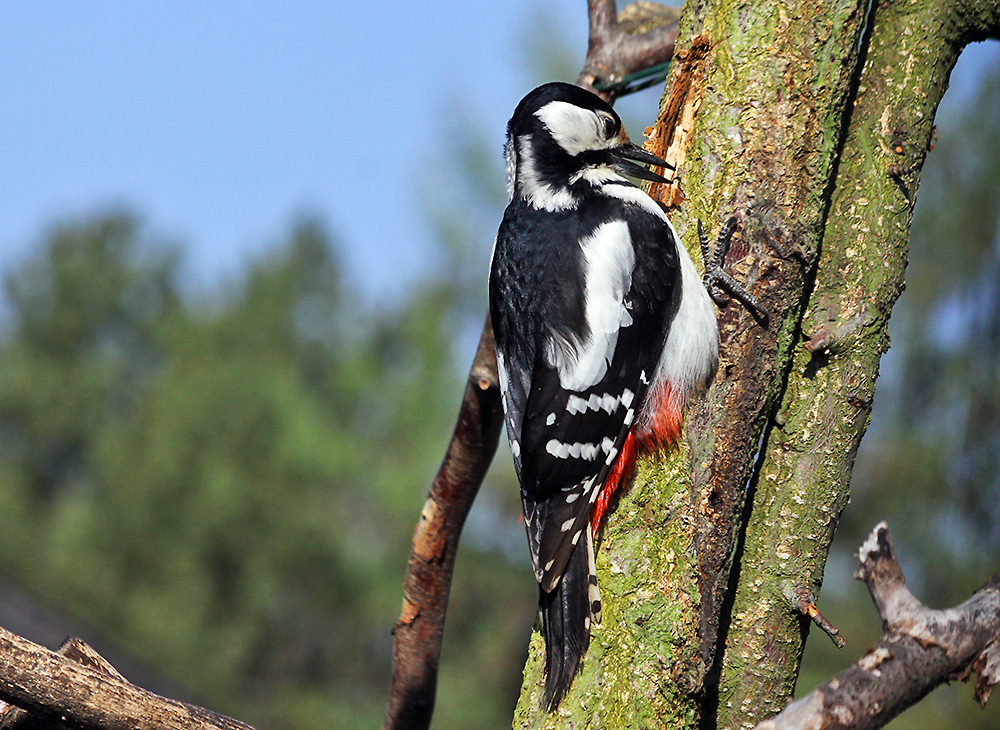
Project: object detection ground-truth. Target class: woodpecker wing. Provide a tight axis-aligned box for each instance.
[490,194,680,592]
[517,325,650,592]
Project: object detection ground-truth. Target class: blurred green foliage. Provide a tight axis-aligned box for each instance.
[0,209,533,729]
[797,53,1000,729]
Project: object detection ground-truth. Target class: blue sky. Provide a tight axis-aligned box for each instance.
[0,1,587,299]
[1,3,996,303]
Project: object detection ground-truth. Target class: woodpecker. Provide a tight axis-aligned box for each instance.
[489,82,720,709]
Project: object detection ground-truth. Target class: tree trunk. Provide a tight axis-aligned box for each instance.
[514,0,1000,727]
[707,0,999,723]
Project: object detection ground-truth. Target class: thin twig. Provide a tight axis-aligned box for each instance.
[785,583,845,649]
[382,316,503,730]
[579,0,680,102]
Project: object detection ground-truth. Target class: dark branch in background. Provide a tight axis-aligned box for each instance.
[755,523,1000,730]
[0,628,253,730]
[579,0,680,102]
[382,4,682,729]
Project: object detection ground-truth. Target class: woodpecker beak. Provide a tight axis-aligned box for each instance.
[613,143,673,184]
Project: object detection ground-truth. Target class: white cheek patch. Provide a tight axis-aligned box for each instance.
[534,100,610,156]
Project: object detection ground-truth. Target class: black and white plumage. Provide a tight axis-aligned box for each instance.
[488,82,720,709]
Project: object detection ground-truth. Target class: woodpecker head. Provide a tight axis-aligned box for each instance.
[504,82,671,208]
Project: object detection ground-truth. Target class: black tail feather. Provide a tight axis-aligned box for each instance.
[539,539,591,710]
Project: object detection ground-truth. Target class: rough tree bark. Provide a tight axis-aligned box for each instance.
[514,0,1000,728]
[706,0,1000,724]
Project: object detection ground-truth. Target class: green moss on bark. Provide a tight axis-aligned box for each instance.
[514,447,704,728]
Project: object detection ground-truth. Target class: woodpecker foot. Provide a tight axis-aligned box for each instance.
[699,218,770,327]
[787,583,846,648]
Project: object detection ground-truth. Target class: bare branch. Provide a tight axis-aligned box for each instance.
[0,637,127,728]
[0,627,252,730]
[382,315,503,730]
[755,524,1000,730]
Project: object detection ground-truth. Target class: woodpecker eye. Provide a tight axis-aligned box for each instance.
[599,113,617,138]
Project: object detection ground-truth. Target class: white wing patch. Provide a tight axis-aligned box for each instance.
[566,389,620,415]
[544,435,619,463]
[496,348,531,476]
[545,220,634,391]
[545,439,602,461]
[495,350,510,402]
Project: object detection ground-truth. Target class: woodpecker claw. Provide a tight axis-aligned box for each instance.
[699,218,770,327]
